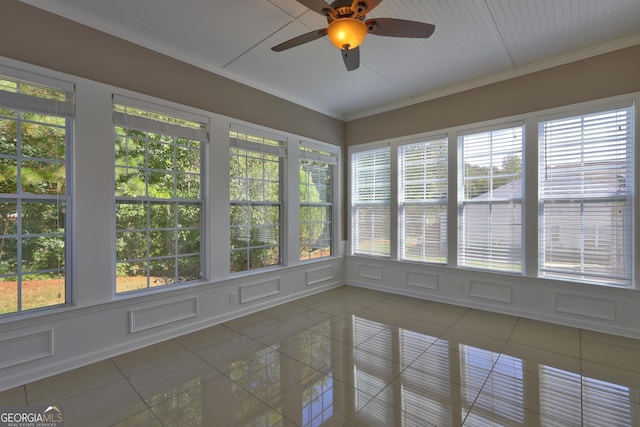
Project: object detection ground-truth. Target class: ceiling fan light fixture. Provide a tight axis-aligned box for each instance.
[327,18,367,50]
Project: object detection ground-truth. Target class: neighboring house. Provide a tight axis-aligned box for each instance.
[461,162,629,272]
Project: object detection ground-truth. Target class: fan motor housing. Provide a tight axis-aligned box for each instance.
[329,0,367,19]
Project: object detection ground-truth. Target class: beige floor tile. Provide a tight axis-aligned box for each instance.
[150,374,280,426]
[0,386,26,405]
[317,353,398,397]
[280,371,372,426]
[127,352,222,405]
[175,323,240,352]
[442,328,508,353]
[509,318,581,357]
[9,286,640,426]
[262,301,313,320]
[223,311,273,333]
[462,405,576,426]
[581,330,640,350]
[425,300,470,313]
[196,335,274,373]
[380,373,479,426]
[408,305,468,326]
[350,393,440,427]
[278,333,348,375]
[447,310,518,342]
[112,339,192,377]
[396,315,449,339]
[109,409,163,427]
[226,352,312,407]
[581,360,640,402]
[502,341,581,374]
[61,378,147,426]
[368,297,426,316]
[311,299,370,318]
[26,359,124,404]
[282,308,340,332]
[235,316,305,347]
[581,332,640,373]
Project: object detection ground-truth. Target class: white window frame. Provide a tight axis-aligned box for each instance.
[538,102,634,287]
[0,66,73,315]
[350,145,391,258]
[458,123,524,274]
[229,126,286,273]
[398,136,448,264]
[113,94,208,294]
[299,140,338,262]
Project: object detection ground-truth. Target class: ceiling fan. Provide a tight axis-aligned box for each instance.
[271,0,435,71]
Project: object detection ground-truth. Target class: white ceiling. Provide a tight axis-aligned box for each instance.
[20,0,640,120]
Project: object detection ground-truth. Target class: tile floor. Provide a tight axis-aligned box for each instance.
[1,285,639,426]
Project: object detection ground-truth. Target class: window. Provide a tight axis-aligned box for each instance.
[458,125,523,273]
[398,138,447,263]
[0,71,73,315]
[351,146,390,257]
[229,128,285,273]
[113,97,206,293]
[539,106,633,286]
[299,144,336,261]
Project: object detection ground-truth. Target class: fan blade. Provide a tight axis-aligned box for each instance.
[342,47,360,71]
[271,28,328,52]
[296,0,335,17]
[366,18,435,38]
[350,0,383,16]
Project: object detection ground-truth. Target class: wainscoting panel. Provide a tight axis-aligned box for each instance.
[0,329,53,370]
[357,264,383,281]
[240,278,281,304]
[306,265,334,286]
[468,280,512,303]
[405,271,439,290]
[129,297,198,333]
[553,292,616,320]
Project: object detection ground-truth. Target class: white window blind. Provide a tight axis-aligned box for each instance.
[0,67,73,118]
[352,146,390,257]
[398,138,447,264]
[458,125,523,273]
[539,105,633,286]
[113,95,208,143]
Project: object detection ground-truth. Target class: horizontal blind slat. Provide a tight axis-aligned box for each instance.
[539,106,632,286]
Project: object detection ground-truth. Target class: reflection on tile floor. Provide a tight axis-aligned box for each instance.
[2,285,640,426]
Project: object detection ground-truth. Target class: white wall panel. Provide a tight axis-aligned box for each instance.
[357,263,384,281]
[129,297,198,333]
[469,280,512,303]
[239,278,281,304]
[0,330,53,370]
[553,293,616,321]
[306,265,335,286]
[405,271,439,290]
[345,256,640,340]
